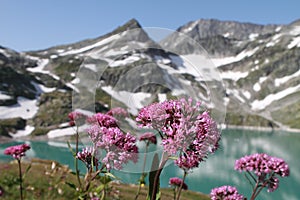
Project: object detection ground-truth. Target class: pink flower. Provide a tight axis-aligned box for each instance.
[106,107,128,118]
[169,177,188,190]
[0,186,3,197]
[68,111,86,126]
[87,113,118,128]
[210,185,245,200]
[139,132,157,144]
[87,113,139,171]
[235,153,289,192]
[77,147,98,169]
[136,98,221,171]
[4,143,31,160]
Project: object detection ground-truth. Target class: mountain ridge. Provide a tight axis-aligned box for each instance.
[1,18,300,138]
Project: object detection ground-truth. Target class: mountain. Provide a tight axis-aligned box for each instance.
[163,18,300,130]
[1,18,300,138]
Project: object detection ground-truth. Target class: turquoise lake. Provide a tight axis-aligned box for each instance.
[0,129,299,199]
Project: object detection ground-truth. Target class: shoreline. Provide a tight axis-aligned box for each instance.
[223,125,300,133]
[1,125,300,144]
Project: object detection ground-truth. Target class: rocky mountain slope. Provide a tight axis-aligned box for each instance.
[1,18,300,138]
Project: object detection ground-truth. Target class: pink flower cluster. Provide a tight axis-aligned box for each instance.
[235,153,289,192]
[136,98,220,170]
[139,132,157,144]
[106,107,128,118]
[87,113,118,128]
[169,177,188,190]
[210,185,245,200]
[77,147,99,169]
[4,143,31,160]
[235,153,290,177]
[87,113,138,171]
[68,111,87,126]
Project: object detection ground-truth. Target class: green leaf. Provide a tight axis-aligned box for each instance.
[168,156,178,160]
[22,163,32,179]
[95,184,105,193]
[105,172,119,180]
[65,181,77,190]
[67,141,75,156]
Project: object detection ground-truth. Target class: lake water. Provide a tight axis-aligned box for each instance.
[0,129,299,200]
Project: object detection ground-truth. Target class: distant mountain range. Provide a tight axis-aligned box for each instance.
[1,18,300,138]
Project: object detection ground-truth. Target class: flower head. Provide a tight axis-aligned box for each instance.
[210,185,245,200]
[87,113,118,128]
[106,107,128,118]
[235,153,290,177]
[68,111,86,126]
[139,132,157,144]
[136,98,221,171]
[235,153,289,192]
[4,143,31,160]
[77,147,98,169]
[87,113,138,171]
[169,177,188,190]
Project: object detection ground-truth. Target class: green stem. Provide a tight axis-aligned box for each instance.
[135,143,149,200]
[17,159,23,200]
[75,127,82,190]
[252,174,275,200]
[176,171,187,200]
[173,187,176,200]
[250,178,260,200]
[151,152,169,200]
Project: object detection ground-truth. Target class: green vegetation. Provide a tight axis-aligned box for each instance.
[271,97,300,129]
[0,118,26,137]
[53,57,83,82]
[0,160,210,200]
[33,91,72,127]
[225,112,276,127]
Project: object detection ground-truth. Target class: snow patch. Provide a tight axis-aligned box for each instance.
[60,34,121,56]
[102,86,151,115]
[253,83,261,91]
[221,71,248,81]
[26,58,60,80]
[9,125,35,138]
[172,54,219,81]
[289,26,300,35]
[0,49,11,57]
[275,26,282,32]
[287,36,300,49]
[109,55,141,67]
[31,81,56,94]
[0,91,12,100]
[243,90,251,99]
[212,47,259,67]
[223,32,231,38]
[154,56,171,65]
[47,126,85,138]
[158,93,167,102]
[274,69,300,86]
[0,97,39,119]
[71,78,80,84]
[259,77,268,83]
[249,33,259,40]
[83,64,97,72]
[227,89,245,103]
[251,84,300,110]
[66,83,79,93]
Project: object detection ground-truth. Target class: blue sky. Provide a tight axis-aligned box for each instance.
[1,0,300,51]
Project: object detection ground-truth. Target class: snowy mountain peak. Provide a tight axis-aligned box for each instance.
[1,18,300,139]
